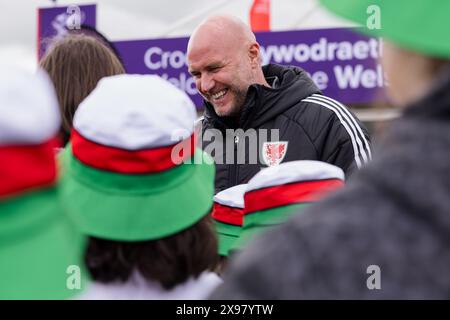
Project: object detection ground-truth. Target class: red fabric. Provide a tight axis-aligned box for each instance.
[250,0,270,32]
[244,179,344,214]
[0,138,59,197]
[71,129,195,174]
[212,203,244,226]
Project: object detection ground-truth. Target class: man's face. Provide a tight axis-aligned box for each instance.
[188,40,254,117]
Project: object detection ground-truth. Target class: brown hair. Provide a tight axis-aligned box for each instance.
[85,215,219,290]
[39,34,125,142]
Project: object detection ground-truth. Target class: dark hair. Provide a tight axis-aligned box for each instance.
[85,215,219,290]
[215,256,229,276]
[39,34,125,144]
[68,25,124,66]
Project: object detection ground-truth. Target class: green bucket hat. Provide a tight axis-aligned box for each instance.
[0,66,87,299]
[0,188,87,299]
[320,0,450,58]
[59,74,215,241]
[211,184,246,256]
[234,160,345,251]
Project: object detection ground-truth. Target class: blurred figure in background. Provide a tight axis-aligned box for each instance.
[211,0,450,299]
[59,74,221,299]
[0,66,86,299]
[40,34,125,145]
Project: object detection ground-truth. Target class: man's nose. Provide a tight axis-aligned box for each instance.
[199,74,215,93]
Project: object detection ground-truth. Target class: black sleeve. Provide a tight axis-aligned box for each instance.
[315,110,371,177]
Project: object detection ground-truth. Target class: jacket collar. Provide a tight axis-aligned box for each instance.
[203,64,321,130]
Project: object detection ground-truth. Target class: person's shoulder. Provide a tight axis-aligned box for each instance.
[277,93,355,140]
[284,93,370,145]
[280,93,346,124]
[300,93,354,119]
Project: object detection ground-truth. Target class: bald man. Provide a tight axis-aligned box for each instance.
[187,15,371,192]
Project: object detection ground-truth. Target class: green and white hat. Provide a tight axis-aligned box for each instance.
[60,74,215,241]
[236,160,345,250]
[0,66,86,299]
[211,184,246,256]
[320,0,450,58]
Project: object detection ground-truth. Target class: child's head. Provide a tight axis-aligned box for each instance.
[60,74,219,287]
[40,34,125,142]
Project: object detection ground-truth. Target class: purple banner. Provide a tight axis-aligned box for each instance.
[37,4,96,59]
[37,5,385,106]
[256,28,386,104]
[114,36,195,101]
[114,28,386,107]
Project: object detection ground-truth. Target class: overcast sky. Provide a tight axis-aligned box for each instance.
[0,0,354,70]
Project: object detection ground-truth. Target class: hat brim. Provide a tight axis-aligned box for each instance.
[214,220,242,256]
[0,188,87,299]
[59,146,215,241]
[232,204,307,252]
[320,0,450,58]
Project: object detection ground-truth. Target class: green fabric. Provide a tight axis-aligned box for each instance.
[59,145,215,241]
[0,187,88,299]
[233,203,308,251]
[320,0,450,58]
[214,220,242,256]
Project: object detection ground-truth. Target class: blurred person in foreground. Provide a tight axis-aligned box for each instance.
[0,66,86,299]
[211,0,450,299]
[59,74,221,299]
[40,33,125,145]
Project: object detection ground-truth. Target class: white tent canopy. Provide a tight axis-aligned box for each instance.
[0,0,355,69]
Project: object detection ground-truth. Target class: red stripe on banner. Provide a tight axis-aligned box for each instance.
[71,129,195,174]
[212,203,244,226]
[244,179,344,214]
[0,138,60,198]
[250,0,270,32]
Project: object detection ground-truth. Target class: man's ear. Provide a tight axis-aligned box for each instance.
[248,42,260,68]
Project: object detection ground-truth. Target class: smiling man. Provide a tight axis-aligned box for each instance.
[187,15,371,192]
[187,15,268,117]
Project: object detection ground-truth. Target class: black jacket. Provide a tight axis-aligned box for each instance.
[210,69,450,299]
[201,64,371,193]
